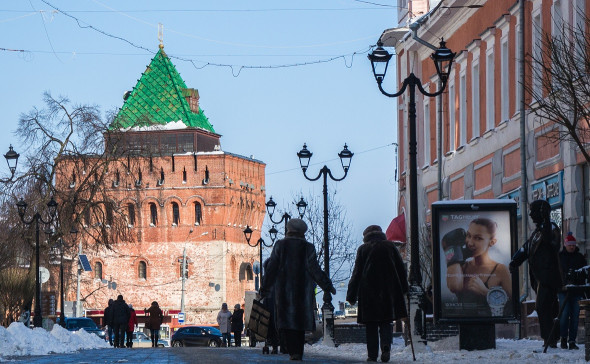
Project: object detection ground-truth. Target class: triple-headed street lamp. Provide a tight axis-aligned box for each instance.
[368,40,455,292]
[17,196,59,327]
[1,145,19,183]
[296,143,353,346]
[266,196,307,241]
[243,226,271,291]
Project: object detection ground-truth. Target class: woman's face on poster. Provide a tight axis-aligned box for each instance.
[465,222,496,257]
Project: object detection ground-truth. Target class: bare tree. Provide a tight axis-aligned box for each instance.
[525,7,590,163]
[0,267,34,326]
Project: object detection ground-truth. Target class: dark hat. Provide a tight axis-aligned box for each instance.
[363,225,386,243]
[234,304,241,310]
[117,294,123,301]
[222,303,228,309]
[363,225,382,237]
[287,218,307,234]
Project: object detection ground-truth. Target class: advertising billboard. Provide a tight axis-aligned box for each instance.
[432,200,519,323]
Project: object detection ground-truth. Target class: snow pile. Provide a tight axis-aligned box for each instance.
[0,322,109,359]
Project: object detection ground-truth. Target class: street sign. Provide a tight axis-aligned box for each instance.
[39,267,50,284]
[178,312,185,324]
[78,254,92,272]
[42,292,56,316]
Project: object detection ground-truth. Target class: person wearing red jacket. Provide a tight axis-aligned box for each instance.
[126,304,138,348]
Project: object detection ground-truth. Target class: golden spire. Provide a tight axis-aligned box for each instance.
[158,23,164,49]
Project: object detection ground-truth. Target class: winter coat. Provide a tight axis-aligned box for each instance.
[111,297,130,325]
[346,230,409,324]
[127,308,137,332]
[231,309,244,332]
[104,303,113,327]
[559,247,587,290]
[217,309,232,333]
[511,222,562,291]
[261,236,334,332]
[146,303,163,331]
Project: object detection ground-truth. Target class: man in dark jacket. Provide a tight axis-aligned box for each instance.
[260,218,336,361]
[558,232,587,350]
[347,225,408,362]
[231,304,244,347]
[111,294,131,348]
[510,199,562,348]
[104,299,114,346]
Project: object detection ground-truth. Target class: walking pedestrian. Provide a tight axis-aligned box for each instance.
[111,295,130,348]
[231,304,244,347]
[346,225,408,362]
[217,303,232,347]
[260,218,336,361]
[104,299,114,346]
[126,304,138,348]
[558,232,586,350]
[146,301,163,347]
[510,199,562,349]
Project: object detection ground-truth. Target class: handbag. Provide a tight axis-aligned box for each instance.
[247,299,270,341]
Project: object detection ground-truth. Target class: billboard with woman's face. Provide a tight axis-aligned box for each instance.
[432,200,519,323]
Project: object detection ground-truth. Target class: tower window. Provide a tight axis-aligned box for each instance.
[94,262,103,280]
[149,203,158,226]
[138,261,146,279]
[194,202,202,225]
[172,202,180,226]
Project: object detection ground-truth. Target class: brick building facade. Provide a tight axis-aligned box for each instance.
[53,45,265,326]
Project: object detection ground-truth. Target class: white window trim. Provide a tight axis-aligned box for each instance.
[467,39,481,140]
[424,99,431,166]
[459,71,467,147]
[482,28,496,132]
[448,82,456,152]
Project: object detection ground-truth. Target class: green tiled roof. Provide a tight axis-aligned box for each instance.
[110,48,215,133]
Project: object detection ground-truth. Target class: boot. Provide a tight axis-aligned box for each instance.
[569,341,579,350]
[381,346,390,363]
[561,337,568,349]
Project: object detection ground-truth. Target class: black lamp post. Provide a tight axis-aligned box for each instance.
[266,196,307,240]
[57,226,78,327]
[243,226,272,291]
[296,143,353,345]
[368,40,455,290]
[17,196,59,328]
[0,145,19,183]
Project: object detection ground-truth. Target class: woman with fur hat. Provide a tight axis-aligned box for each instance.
[260,218,335,361]
[346,225,408,362]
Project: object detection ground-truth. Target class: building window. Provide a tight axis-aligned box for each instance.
[239,263,254,281]
[194,202,202,225]
[472,62,480,137]
[459,72,467,146]
[501,38,509,121]
[182,167,187,183]
[514,22,521,111]
[127,203,135,226]
[172,202,180,226]
[138,261,146,280]
[423,101,430,165]
[485,51,495,130]
[106,203,113,227]
[94,262,103,280]
[149,203,158,226]
[448,83,456,151]
[532,12,542,99]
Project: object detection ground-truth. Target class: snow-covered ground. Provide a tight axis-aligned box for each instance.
[0,321,586,363]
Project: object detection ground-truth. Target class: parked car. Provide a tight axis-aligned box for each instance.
[131,331,169,347]
[63,317,107,341]
[171,326,223,347]
[334,310,346,319]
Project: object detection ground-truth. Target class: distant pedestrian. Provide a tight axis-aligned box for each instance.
[104,299,114,346]
[558,232,586,350]
[217,303,232,347]
[146,301,163,348]
[231,304,244,347]
[126,304,138,348]
[347,225,409,362]
[260,218,336,361]
[111,295,130,348]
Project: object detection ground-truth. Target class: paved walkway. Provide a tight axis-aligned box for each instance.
[4,347,363,363]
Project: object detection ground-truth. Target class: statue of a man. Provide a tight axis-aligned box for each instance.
[510,199,562,348]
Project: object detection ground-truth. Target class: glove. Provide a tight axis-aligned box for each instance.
[509,262,518,275]
[330,286,336,295]
[442,228,468,266]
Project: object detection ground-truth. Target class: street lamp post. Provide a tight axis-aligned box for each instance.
[368,40,455,301]
[296,143,353,346]
[0,145,19,183]
[16,196,59,328]
[243,226,272,291]
[57,226,78,327]
[266,196,307,239]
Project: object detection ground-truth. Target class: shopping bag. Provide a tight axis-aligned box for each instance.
[247,299,270,341]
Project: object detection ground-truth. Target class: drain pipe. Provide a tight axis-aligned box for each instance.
[518,0,529,339]
[408,22,444,200]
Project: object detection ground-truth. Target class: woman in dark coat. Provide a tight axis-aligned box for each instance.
[261,218,335,361]
[347,225,408,362]
[231,304,244,347]
[146,301,163,347]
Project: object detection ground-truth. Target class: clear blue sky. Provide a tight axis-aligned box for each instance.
[1,0,399,292]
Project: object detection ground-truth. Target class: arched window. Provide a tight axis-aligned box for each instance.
[194,202,202,225]
[239,263,254,281]
[138,261,146,279]
[106,203,113,227]
[149,203,158,226]
[127,203,135,226]
[172,202,180,226]
[94,262,103,280]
